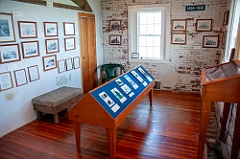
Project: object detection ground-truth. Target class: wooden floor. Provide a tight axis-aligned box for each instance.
[0,90,220,159]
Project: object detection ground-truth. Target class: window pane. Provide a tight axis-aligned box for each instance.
[139,47,147,58]
[147,47,154,57]
[154,24,161,34]
[139,36,147,46]
[153,36,161,46]
[140,24,147,34]
[146,24,154,34]
[146,36,153,46]
[153,47,161,58]
[139,12,147,24]
[146,12,154,24]
[155,12,161,23]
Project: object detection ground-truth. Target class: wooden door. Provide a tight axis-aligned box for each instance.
[78,12,98,93]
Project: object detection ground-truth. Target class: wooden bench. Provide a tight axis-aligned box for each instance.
[32,86,83,124]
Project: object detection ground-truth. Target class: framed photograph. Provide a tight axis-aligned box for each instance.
[0,44,21,64]
[42,55,57,71]
[223,11,229,25]
[27,65,40,82]
[0,12,15,42]
[64,22,75,36]
[73,56,80,69]
[109,35,121,45]
[58,59,66,73]
[0,71,14,91]
[66,58,73,71]
[14,68,28,87]
[64,37,75,51]
[171,33,186,44]
[172,19,186,31]
[202,35,219,48]
[18,21,37,38]
[45,38,59,54]
[196,19,212,32]
[44,22,58,37]
[21,41,39,58]
[109,20,121,30]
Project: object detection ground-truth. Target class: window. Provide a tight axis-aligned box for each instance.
[128,4,171,63]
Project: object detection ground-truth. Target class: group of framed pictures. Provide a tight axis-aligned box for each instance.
[171,18,219,48]
[0,65,40,91]
[57,56,80,73]
[109,20,122,45]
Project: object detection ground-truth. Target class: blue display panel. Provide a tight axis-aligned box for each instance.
[90,65,154,119]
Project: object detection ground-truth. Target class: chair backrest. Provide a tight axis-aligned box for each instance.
[100,63,125,81]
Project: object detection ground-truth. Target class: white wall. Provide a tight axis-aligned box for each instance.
[0,0,103,137]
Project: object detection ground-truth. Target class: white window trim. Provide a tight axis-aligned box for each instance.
[128,3,171,63]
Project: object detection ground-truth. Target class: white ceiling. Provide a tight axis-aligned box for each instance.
[43,0,78,7]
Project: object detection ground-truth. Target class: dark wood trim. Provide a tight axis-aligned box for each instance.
[71,0,92,12]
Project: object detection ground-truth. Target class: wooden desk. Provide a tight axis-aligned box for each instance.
[69,65,155,158]
[198,61,240,159]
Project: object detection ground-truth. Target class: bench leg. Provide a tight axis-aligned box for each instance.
[37,111,42,120]
[53,114,59,124]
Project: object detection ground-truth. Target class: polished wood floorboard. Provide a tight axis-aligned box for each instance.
[0,90,213,159]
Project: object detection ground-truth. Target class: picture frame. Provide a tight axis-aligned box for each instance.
[202,35,219,48]
[13,68,28,87]
[0,44,21,64]
[172,19,186,31]
[44,22,58,37]
[21,41,40,58]
[64,22,75,36]
[0,12,15,42]
[18,21,37,38]
[0,71,14,91]
[27,65,40,82]
[64,37,75,51]
[109,20,121,30]
[223,11,229,25]
[73,56,80,69]
[58,59,66,73]
[196,19,212,32]
[109,35,121,45]
[171,33,186,44]
[42,55,57,71]
[66,58,73,71]
[45,38,59,54]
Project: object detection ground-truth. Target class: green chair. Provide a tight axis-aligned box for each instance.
[100,63,125,83]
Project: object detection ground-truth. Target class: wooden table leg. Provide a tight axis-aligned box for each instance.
[230,103,240,159]
[105,128,117,159]
[74,122,81,152]
[197,101,211,159]
[219,103,231,141]
[149,88,153,106]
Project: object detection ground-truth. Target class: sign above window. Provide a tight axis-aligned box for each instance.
[185,5,205,12]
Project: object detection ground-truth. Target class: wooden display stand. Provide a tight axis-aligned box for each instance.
[69,65,155,158]
[198,60,240,159]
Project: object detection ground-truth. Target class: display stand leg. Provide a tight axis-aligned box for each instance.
[219,103,231,141]
[149,89,153,106]
[197,101,211,159]
[105,128,117,159]
[230,103,240,159]
[74,122,81,152]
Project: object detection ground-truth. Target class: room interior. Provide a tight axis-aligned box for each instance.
[0,0,240,158]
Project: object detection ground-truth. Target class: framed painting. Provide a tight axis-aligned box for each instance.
[64,22,75,36]
[21,41,39,58]
[171,33,186,44]
[14,68,28,87]
[172,19,186,31]
[109,20,121,30]
[44,22,58,37]
[0,12,15,42]
[202,35,219,48]
[58,59,66,73]
[0,71,14,91]
[0,44,21,64]
[42,55,57,71]
[18,21,37,38]
[109,35,121,45]
[27,65,40,82]
[64,37,75,51]
[45,38,59,54]
[73,56,80,69]
[196,19,212,32]
[66,58,73,71]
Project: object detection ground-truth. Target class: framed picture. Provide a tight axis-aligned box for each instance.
[109,35,121,45]
[0,71,14,91]
[223,11,229,25]
[196,19,212,32]
[58,59,66,73]
[171,33,186,44]
[73,56,80,69]
[109,20,121,30]
[44,22,58,37]
[202,35,219,48]
[172,19,186,31]
[27,65,40,82]
[64,22,75,36]
[64,37,75,51]
[45,38,59,54]
[42,55,57,71]
[14,68,28,87]
[0,44,21,64]
[18,21,37,38]
[66,58,73,71]
[0,12,15,42]
[21,41,39,58]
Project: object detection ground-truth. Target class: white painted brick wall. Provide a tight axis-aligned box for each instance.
[102,0,227,92]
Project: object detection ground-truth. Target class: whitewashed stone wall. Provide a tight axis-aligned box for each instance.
[102,0,227,92]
